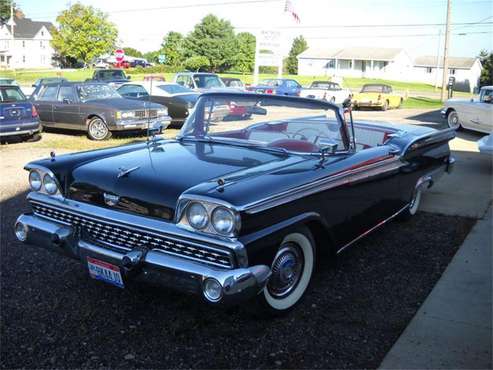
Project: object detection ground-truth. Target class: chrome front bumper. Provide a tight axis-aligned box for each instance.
[15,210,270,305]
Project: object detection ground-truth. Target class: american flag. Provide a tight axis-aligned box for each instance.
[284,0,300,23]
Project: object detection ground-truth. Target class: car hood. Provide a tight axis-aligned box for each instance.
[67,140,297,220]
[85,98,163,110]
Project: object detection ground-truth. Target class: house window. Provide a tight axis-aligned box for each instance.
[41,31,44,36]
[450,68,456,75]
[22,40,25,47]
[40,41,43,47]
[22,55,25,63]
[426,67,433,73]
[326,59,336,69]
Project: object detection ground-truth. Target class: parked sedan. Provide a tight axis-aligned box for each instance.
[300,81,351,104]
[31,82,170,140]
[89,69,131,86]
[15,92,455,316]
[246,78,302,96]
[0,84,41,141]
[221,77,245,89]
[441,86,492,133]
[117,82,199,126]
[352,84,403,110]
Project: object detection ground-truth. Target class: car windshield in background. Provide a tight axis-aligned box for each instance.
[261,79,282,87]
[180,94,344,154]
[0,79,16,85]
[157,84,194,95]
[361,85,385,93]
[98,70,126,80]
[78,84,120,102]
[312,82,339,89]
[193,75,225,89]
[0,86,26,102]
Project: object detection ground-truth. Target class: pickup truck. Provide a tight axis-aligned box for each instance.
[300,81,351,104]
[88,69,130,86]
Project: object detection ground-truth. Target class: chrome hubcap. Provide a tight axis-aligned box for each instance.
[448,113,459,128]
[267,243,304,298]
[90,119,107,139]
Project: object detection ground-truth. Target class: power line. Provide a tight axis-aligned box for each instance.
[304,30,492,40]
[236,21,493,30]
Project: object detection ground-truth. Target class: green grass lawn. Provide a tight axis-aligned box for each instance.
[1,68,454,95]
[401,96,443,109]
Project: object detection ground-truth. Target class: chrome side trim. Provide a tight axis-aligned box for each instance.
[242,156,403,214]
[26,192,248,267]
[337,203,409,255]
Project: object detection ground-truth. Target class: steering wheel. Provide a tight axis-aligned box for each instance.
[291,127,327,144]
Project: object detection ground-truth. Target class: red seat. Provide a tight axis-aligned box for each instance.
[267,139,319,152]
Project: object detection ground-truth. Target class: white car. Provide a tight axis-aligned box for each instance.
[300,81,351,104]
[477,134,493,155]
[441,86,492,133]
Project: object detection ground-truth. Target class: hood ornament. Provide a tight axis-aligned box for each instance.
[117,166,140,178]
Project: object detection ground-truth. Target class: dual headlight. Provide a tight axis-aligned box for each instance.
[181,200,239,237]
[28,169,61,195]
[116,111,135,120]
[156,108,168,116]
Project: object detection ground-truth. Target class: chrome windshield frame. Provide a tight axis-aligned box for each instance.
[176,92,352,155]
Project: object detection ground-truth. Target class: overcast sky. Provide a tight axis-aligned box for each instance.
[19,0,493,57]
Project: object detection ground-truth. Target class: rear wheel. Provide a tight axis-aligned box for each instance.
[87,117,111,141]
[330,96,336,104]
[397,187,422,221]
[447,110,461,130]
[254,226,316,316]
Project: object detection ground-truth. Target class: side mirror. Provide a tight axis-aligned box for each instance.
[319,138,338,155]
[127,75,131,80]
[32,84,36,88]
[342,98,352,109]
[62,98,71,104]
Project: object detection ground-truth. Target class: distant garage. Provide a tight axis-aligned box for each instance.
[297,46,482,93]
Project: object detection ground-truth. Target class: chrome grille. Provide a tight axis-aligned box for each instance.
[30,201,234,268]
[135,109,157,119]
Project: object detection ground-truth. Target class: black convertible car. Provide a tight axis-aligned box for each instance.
[31,82,170,140]
[15,93,455,316]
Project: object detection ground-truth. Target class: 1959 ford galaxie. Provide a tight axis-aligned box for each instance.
[15,93,455,316]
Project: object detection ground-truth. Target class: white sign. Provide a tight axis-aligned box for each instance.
[253,29,283,83]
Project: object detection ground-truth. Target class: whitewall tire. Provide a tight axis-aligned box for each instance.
[256,228,316,315]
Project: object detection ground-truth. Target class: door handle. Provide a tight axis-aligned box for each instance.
[389,145,401,155]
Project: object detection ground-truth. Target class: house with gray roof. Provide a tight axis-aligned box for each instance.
[297,46,482,92]
[0,14,55,69]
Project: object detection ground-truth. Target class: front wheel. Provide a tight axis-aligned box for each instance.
[87,117,111,141]
[254,227,316,316]
[447,110,461,130]
[381,100,389,111]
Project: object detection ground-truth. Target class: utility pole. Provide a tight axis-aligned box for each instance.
[434,29,441,90]
[440,0,452,101]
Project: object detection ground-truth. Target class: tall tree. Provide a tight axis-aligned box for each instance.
[161,31,184,67]
[123,47,143,58]
[51,3,118,64]
[233,32,256,73]
[479,50,493,87]
[183,14,236,72]
[0,0,13,20]
[285,35,308,74]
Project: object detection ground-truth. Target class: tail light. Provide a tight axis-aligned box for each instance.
[266,89,274,94]
[31,105,38,118]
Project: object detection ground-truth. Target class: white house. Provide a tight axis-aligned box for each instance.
[0,14,55,69]
[297,47,415,80]
[412,56,482,92]
[297,46,482,92]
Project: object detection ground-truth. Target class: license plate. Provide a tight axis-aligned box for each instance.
[256,89,264,93]
[87,257,124,288]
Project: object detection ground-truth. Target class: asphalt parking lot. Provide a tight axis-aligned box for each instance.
[0,108,491,369]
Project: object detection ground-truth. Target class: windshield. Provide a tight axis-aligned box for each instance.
[158,84,194,94]
[0,79,16,85]
[0,86,26,102]
[261,79,282,87]
[77,84,120,102]
[179,94,346,154]
[311,82,340,90]
[97,70,127,80]
[361,85,385,93]
[193,74,225,89]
